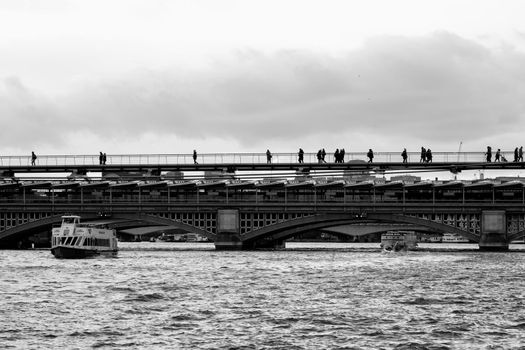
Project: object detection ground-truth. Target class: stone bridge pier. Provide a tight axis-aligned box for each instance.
[479,211,508,251]
[214,209,244,250]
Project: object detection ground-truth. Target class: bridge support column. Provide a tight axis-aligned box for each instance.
[214,209,244,250]
[479,210,508,251]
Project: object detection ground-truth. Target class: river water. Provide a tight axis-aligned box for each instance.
[2,243,525,349]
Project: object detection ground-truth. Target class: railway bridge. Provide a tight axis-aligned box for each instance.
[1,175,524,250]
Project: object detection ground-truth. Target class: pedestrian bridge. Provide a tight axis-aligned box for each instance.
[1,150,524,175]
[0,177,524,250]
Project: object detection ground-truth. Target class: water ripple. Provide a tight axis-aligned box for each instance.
[2,244,525,349]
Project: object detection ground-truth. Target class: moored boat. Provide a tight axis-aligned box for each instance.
[51,215,118,258]
[441,233,469,243]
[380,231,418,252]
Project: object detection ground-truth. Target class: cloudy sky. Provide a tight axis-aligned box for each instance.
[1,0,525,164]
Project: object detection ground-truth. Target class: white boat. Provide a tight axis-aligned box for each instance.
[441,233,469,243]
[380,231,418,252]
[51,215,118,258]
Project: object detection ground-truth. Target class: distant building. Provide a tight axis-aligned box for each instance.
[204,171,236,180]
[163,171,184,180]
[390,175,422,184]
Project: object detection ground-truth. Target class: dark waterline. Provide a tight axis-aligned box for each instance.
[2,242,525,349]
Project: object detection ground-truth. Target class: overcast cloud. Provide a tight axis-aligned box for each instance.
[2,32,525,154]
[2,1,525,156]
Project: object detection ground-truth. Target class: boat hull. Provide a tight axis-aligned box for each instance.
[51,246,117,259]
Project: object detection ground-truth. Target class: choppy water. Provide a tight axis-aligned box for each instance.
[2,243,525,349]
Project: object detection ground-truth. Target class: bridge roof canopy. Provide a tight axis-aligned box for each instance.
[79,181,112,189]
[315,180,346,189]
[464,180,494,189]
[138,181,170,189]
[51,181,81,189]
[256,180,287,189]
[226,181,257,189]
[21,181,53,189]
[197,180,228,189]
[168,181,199,189]
[0,182,20,190]
[404,181,434,190]
[434,180,465,189]
[494,180,525,189]
[374,181,404,190]
[109,181,140,189]
[286,180,315,189]
[344,181,374,189]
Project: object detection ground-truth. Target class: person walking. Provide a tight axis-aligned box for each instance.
[266,149,272,164]
[340,148,345,163]
[321,148,326,163]
[514,147,519,162]
[367,149,374,163]
[420,147,426,162]
[334,149,340,163]
[31,151,37,166]
[298,148,304,163]
[401,148,408,163]
[99,152,103,165]
[519,146,523,162]
[495,149,501,162]
[486,146,492,162]
[102,153,107,165]
[317,149,322,163]
[193,150,198,164]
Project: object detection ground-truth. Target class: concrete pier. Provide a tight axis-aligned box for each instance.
[214,209,243,250]
[479,210,509,251]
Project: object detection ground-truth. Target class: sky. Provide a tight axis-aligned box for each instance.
[1,0,525,179]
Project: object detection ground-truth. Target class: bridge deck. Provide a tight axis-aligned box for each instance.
[1,151,523,174]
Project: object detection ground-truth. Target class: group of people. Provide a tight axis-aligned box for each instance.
[420,147,433,163]
[333,149,346,163]
[99,152,107,165]
[485,146,523,163]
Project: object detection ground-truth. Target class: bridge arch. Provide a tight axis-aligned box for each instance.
[366,213,479,242]
[0,213,216,243]
[242,213,479,245]
[507,230,525,242]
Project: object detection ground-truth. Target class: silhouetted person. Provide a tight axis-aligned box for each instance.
[426,149,432,163]
[520,147,524,162]
[321,148,326,163]
[486,146,492,162]
[420,147,426,162]
[99,152,103,165]
[340,148,345,163]
[103,153,107,165]
[495,149,501,162]
[317,149,322,163]
[514,147,519,162]
[334,149,340,163]
[298,148,304,163]
[367,149,374,163]
[266,149,272,164]
[401,148,408,163]
[31,151,37,166]
[193,150,198,164]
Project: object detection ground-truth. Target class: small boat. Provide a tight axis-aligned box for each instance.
[380,231,418,252]
[441,233,469,243]
[51,215,118,258]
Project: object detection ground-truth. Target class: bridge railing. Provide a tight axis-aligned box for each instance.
[0,151,501,167]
